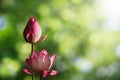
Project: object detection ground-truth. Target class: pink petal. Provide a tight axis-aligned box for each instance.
[49,70,58,76]
[27,33,35,43]
[49,54,56,69]
[37,56,44,70]
[25,33,30,42]
[43,53,50,70]
[31,57,39,71]
[23,68,33,75]
[33,22,42,43]
[26,58,31,67]
[39,49,48,56]
[42,70,49,77]
[30,51,36,58]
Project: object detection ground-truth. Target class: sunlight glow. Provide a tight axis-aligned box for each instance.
[96,0,120,31]
[0,16,7,30]
[74,58,93,73]
[96,62,118,78]
[97,0,120,16]
[115,45,120,57]
[0,58,20,78]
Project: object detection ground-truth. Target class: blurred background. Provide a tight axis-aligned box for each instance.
[0,0,120,80]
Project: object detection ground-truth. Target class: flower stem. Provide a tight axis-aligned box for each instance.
[31,44,34,80]
[32,74,34,80]
[40,75,43,80]
[31,44,34,52]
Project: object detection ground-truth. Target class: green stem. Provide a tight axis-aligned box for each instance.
[31,44,34,52]
[32,74,34,80]
[31,44,34,80]
[40,75,43,80]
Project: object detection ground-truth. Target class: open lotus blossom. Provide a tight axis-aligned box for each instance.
[23,17,46,44]
[23,49,58,77]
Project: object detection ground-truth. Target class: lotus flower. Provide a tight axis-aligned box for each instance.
[23,17,44,44]
[23,49,58,77]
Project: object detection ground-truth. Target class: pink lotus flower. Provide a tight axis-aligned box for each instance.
[23,17,42,43]
[23,49,58,77]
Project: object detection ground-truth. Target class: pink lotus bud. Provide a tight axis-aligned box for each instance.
[23,17,42,43]
[23,49,58,77]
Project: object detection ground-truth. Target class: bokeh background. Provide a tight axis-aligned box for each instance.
[0,0,120,80]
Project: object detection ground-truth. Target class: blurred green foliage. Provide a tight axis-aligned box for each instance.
[0,0,120,80]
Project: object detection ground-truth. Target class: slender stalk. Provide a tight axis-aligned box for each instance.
[32,74,34,80]
[40,75,43,80]
[31,44,34,80]
[31,44,34,52]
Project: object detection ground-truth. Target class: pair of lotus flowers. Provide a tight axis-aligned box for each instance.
[23,17,57,77]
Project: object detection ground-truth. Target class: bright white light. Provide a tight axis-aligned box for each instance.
[74,58,93,73]
[96,63,118,78]
[96,0,120,31]
[0,58,21,77]
[96,66,109,77]
[0,17,7,30]
[97,0,120,16]
[115,45,120,57]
